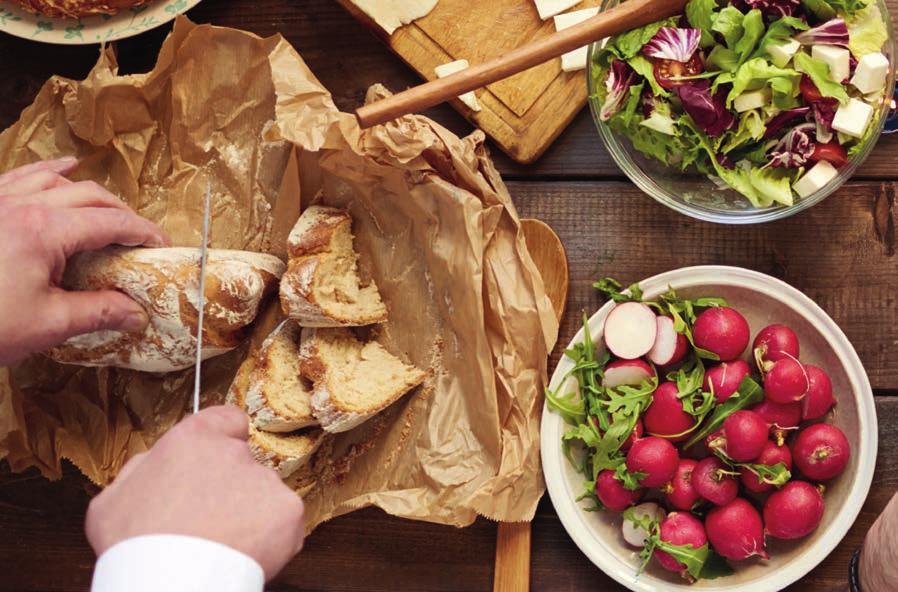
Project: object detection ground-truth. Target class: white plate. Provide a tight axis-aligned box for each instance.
[541,266,877,591]
[0,0,199,45]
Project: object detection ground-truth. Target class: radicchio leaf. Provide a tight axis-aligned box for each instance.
[600,60,637,121]
[676,81,735,138]
[643,27,701,63]
[764,106,810,138]
[767,123,816,168]
[795,18,849,46]
[642,90,661,117]
[812,98,838,143]
[745,0,800,17]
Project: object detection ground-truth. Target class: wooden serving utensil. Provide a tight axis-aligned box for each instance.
[355,0,687,128]
[493,219,568,592]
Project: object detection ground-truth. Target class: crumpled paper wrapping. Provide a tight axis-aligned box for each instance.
[0,16,559,528]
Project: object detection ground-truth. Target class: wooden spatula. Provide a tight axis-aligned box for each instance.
[493,219,568,592]
[356,0,687,128]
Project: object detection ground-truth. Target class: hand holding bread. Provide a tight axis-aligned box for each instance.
[0,159,169,365]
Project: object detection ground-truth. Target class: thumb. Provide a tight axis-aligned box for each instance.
[45,289,149,342]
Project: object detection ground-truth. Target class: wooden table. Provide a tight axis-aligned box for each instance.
[1,1,896,590]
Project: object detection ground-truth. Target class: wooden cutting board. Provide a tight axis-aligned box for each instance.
[335,0,601,163]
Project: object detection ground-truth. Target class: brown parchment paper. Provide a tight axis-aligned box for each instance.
[0,16,559,528]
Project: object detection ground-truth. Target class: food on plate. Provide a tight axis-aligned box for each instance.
[553,7,601,72]
[10,0,147,18]
[591,0,891,207]
[245,320,317,433]
[46,247,284,372]
[280,205,388,327]
[349,0,439,35]
[300,327,427,434]
[546,277,851,582]
[434,60,482,112]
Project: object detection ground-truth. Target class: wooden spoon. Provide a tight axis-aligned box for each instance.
[356,0,687,128]
[493,219,568,592]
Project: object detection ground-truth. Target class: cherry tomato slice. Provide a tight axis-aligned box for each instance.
[810,142,848,168]
[653,54,704,91]
[800,75,824,103]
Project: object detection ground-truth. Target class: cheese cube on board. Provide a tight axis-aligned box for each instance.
[766,39,800,68]
[733,89,770,112]
[811,45,850,83]
[553,7,600,72]
[534,0,581,20]
[434,59,482,112]
[793,160,838,198]
[832,97,874,138]
[851,52,890,94]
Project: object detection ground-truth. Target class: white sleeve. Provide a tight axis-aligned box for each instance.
[91,534,265,592]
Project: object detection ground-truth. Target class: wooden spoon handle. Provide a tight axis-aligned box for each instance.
[355,0,687,128]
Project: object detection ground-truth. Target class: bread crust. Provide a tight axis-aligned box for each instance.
[47,247,284,372]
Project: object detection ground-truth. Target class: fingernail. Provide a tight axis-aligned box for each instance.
[58,156,78,165]
[121,309,149,332]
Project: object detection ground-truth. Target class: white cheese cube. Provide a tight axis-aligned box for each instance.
[851,52,890,94]
[766,39,801,68]
[733,89,770,113]
[811,45,850,82]
[832,97,874,138]
[533,0,580,20]
[554,8,600,72]
[434,59,481,112]
[793,161,839,198]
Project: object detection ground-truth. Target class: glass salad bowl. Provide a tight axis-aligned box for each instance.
[587,0,897,224]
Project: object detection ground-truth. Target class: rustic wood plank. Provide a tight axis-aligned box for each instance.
[509,179,898,390]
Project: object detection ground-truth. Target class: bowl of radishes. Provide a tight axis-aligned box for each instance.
[541,266,876,591]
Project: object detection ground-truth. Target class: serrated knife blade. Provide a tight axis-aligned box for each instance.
[192,183,212,414]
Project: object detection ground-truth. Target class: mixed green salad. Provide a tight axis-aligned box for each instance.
[592,0,891,207]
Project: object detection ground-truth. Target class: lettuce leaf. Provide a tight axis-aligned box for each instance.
[712,6,746,48]
[720,109,766,152]
[723,57,801,108]
[708,46,741,71]
[847,1,888,57]
[752,15,809,60]
[733,9,766,63]
[606,17,679,59]
[749,166,796,206]
[628,55,671,97]
[640,101,679,135]
[793,53,850,103]
[802,0,867,19]
[685,0,720,47]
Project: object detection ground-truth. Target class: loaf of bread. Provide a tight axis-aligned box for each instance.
[300,328,427,433]
[47,247,285,373]
[279,206,387,327]
[228,355,326,479]
[244,320,318,433]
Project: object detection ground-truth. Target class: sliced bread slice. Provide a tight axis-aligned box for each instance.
[280,206,387,327]
[300,328,427,433]
[227,349,325,479]
[245,320,318,433]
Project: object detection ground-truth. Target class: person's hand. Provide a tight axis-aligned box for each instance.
[85,405,306,580]
[860,492,898,591]
[0,157,169,365]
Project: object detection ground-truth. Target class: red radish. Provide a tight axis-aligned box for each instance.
[655,512,708,575]
[752,399,802,445]
[595,470,642,512]
[644,382,694,442]
[741,440,793,493]
[665,459,700,510]
[603,359,656,388]
[718,410,768,462]
[753,324,800,370]
[703,360,751,403]
[693,307,750,362]
[764,357,809,404]
[764,481,825,539]
[801,365,835,421]
[620,419,644,451]
[692,457,739,506]
[622,502,666,547]
[792,423,851,481]
[648,316,689,366]
[626,437,679,488]
[705,498,769,560]
[603,302,658,360]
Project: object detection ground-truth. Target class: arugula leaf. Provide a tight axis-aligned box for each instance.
[545,387,586,425]
[740,461,792,487]
[793,53,850,104]
[654,540,712,580]
[614,462,646,491]
[699,550,735,579]
[685,0,720,47]
[685,376,764,448]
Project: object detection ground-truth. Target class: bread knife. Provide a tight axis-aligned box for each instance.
[192,183,212,414]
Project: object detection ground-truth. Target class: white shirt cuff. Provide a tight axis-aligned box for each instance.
[91,534,265,592]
